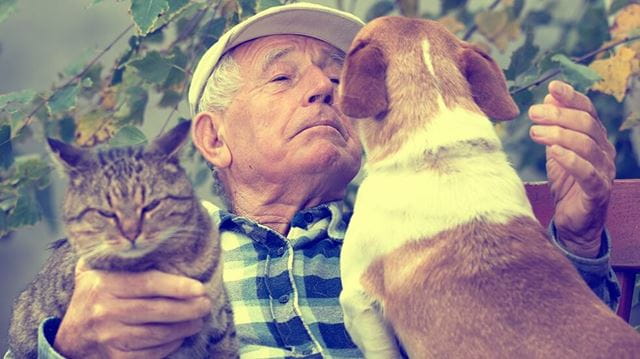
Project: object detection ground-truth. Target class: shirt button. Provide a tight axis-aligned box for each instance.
[278,294,290,304]
[277,246,285,256]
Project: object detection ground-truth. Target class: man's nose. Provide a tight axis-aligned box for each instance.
[305,66,334,105]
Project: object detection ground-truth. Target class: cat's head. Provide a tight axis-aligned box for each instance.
[48,121,210,271]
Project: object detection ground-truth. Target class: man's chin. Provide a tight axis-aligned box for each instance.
[301,144,361,180]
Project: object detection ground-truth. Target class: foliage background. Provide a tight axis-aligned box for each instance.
[0,0,639,352]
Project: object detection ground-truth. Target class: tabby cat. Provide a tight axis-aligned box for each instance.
[8,121,238,358]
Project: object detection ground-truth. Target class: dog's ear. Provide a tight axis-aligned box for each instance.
[459,43,519,121]
[339,43,389,118]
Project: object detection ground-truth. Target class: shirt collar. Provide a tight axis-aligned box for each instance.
[202,200,351,246]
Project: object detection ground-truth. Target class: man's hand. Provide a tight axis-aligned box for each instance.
[54,259,212,359]
[528,80,616,258]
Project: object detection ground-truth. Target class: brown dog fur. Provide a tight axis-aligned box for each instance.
[338,16,640,358]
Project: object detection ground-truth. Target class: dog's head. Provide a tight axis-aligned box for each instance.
[337,16,519,160]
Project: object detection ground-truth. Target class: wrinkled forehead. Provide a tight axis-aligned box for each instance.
[229,34,345,71]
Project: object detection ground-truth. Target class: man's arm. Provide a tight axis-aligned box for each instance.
[549,223,620,310]
[528,80,619,308]
[35,259,211,358]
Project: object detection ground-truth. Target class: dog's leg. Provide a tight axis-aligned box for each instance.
[340,285,402,359]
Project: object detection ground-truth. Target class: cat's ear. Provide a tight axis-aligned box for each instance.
[148,120,191,158]
[47,138,90,170]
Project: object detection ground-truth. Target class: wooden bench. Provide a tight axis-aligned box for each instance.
[525,179,640,323]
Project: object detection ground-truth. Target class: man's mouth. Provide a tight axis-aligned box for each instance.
[295,109,347,140]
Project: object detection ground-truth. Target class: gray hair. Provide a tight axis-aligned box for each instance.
[197,53,243,209]
[197,53,243,114]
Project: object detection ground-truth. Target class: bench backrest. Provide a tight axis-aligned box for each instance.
[525,179,640,322]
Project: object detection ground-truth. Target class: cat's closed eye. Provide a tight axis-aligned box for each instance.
[142,199,161,213]
[97,210,116,218]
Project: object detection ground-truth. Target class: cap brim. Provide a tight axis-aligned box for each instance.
[188,2,364,115]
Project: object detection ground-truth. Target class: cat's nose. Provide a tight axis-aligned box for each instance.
[119,217,142,242]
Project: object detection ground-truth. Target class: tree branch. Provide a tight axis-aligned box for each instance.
[510,34,640,95]
[22,24,134,130]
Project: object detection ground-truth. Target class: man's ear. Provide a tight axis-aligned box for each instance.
[338,42,389,119]
[192,111,231,168]
[459,43,519,121]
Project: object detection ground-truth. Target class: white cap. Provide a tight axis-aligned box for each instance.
[188,2,364,115]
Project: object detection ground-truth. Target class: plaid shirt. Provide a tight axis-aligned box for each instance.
[203,200,363,358]
[26,200,620,359]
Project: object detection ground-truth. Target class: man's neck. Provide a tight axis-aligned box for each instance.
[229,185,338,235]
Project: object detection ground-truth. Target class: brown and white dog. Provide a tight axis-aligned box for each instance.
[337,16,640,358]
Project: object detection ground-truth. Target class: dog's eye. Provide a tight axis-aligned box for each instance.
[330,78,340,85]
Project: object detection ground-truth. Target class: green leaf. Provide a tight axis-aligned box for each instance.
[609,0,632,14]
[109,125,148,147]
[163,48,188,87]
[441,0,466,15]
[512,0,525,17]
[570,1,610,56]
[0,124,13,169]
[523,10,551,25]
[0,89,37,136]
[0,210,8,239]
[130,0,169,35]
[505,31,539,80]
[0,0,18,25]
[7,188,42,229]
[366,0,395,21]
[551,54,602,92]
[47,83,80,115]
[115,86,148,125]
[82,77,93,88]
[58,116,76,143]
[240,0,256,18]
[167,0,189,14]
[512,89,534,114]
[257,0,281,12]
[128,51,174,84]
[0,89,36,109]
[62,48,93,78]
[159,90,182,108]
[200,17,226,48]
[14,156,52,186]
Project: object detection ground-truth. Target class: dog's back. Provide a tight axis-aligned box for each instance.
[338,16,640,358]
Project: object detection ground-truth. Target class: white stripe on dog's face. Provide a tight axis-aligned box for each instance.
[421,39,436,76]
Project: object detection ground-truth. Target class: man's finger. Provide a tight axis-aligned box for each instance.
[529,104,608,147]
[105,338,184,359]
[547,80,598,119]
[547,145,611,204]
[110,297,212,324]
[107,321,203,352]
[529,124,614,177]
[96,270,205,299]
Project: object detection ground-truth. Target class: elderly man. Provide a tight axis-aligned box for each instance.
[29,2,618,358]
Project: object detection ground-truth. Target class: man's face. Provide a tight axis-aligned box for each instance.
[221,35,362,194]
